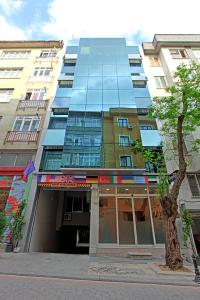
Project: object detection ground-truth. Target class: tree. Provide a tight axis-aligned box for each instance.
[133,62,200,270]
[10,199,26,249]
[0,211,6,243]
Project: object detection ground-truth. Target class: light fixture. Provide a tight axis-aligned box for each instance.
[106,188,110,191]
[125,188,129,191]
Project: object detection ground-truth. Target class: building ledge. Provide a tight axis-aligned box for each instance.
[0,166,25,176]
[60,168,145,176]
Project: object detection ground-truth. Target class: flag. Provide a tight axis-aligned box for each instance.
[22,161,35,181]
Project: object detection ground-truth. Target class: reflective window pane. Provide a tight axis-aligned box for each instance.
[88,77,102,89]
[89,65,102,76]
[73,77,88,89]
[118,77,133,89]
[99,197,117,243]
[118,198,135,244]
[103,90,119,105]
[103,77,118,89]
[134,197,153,244]
[103,65,117,76]
[117,65,130,76]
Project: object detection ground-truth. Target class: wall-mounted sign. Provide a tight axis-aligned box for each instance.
[37,174,158,186]
[38,182,91,188]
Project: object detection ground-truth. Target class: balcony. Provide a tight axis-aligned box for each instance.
[5,131,40,143]
[17,99,49,110]
[28,75,53,83]
[35,56,59,63]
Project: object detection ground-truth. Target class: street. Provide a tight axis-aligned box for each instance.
[0,274,199,300]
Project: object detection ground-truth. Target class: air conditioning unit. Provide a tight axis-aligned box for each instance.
[127,124,133,130]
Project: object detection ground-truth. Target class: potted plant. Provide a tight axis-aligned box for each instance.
[10,199,26,252]
[0,211,7,252]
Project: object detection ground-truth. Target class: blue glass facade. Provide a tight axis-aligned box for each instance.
[41,38,158,170]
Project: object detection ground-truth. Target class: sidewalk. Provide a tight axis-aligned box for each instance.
[0,252,198,287]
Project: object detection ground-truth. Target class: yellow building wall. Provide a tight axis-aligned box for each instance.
[103,108,145,169]
[0,43,64,153]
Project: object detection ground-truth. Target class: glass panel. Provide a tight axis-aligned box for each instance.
[103,65,117,76]
[103,90,119,106]
[150,196,165,243]
[192,217,200,255]
[99,196,117,243]
[13,119,22,131]
[73,77,88,89]
[88,77,102,89]
[22,120,31,131]
[118,77,133,89]
[103,77,118,89]
[118,198,134,244]
[87,90,102,105]
[88,65,102,76]
[99,185,115,194]
[117,65,130,76]
[134,197,153,244]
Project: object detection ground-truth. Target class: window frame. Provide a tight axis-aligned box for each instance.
[120,155,132,167]
[187,174,200,197]
[0,68,22,78]
[12,116,40,132]
[154,76,167,89]
[119,135,130,147]
[149,56,161,67]
[33,67,53,77]
[25,88,46,101]
[0,89,13,103]
[117,118,128,127]
[169,49,189,59]
[40,50,57,58]
[0,51,30,59]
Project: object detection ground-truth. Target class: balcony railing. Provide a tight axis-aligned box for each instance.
[35,56,59,63]
[5,131,40,143]
[17,99,49,110]
[28,75,53,82]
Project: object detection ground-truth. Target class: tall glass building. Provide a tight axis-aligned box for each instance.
[27,38,165,257]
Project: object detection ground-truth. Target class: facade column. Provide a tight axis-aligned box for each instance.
[89,184,99,255]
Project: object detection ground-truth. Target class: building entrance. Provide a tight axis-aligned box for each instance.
[29,189,90,254]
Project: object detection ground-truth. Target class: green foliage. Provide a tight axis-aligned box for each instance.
[11,199,26,248]
[0,211,7,242]
[150,62,200,141]
[181,208,193,246]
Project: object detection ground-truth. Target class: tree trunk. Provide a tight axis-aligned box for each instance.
[161,195,183,270]
[165,215,183,270]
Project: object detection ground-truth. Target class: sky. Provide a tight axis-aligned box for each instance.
[0,0,200,45]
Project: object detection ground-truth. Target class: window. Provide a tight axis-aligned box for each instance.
[187,174,200,197]
[13,116,40,132]
[129,59,141,67]
[169,49,188,59]
[149,56,160,67]
[193,49,200,62]
[40,50,57,58]
[0,68,22,78]
[33,67,53,77]
[25,88,46,100]
[69,153,100,167]
[0,152,33,166]
[0,51,30,59]
[64,59,76,66]
[59,80,73,88]
[0,89,13,102]
[118,118,128,127]
[120,155,132,167]
[154,76,167,89]
[140,125,153,130]
[133,80,146,88]
[119,136,129,146]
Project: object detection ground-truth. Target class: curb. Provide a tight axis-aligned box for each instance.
[0,272,199,287]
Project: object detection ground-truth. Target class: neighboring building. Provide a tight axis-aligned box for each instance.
[0,40,64,244]
[24,38,165,257]
[142,34,200,255]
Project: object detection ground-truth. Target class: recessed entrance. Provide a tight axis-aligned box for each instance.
[29,189,90,254]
